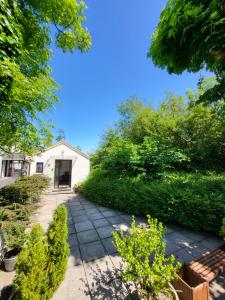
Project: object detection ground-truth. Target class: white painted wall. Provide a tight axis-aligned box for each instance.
[29,143,90,189]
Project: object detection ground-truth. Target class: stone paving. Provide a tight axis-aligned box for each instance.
[1,192,225,299]
[52,193,224,300]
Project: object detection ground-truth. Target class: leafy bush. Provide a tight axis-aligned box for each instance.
[1,204,31,222]
[14,205,69,300]
[80,170,225,234]
[0,175,50,204]
[46,205,69,298]
[1,222,27,249]
[113,216,180,299]
[14,225,47,300]
[95,138,188,180]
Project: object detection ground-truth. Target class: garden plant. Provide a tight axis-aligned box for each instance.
[113,216,181,300]
[13,205,69,300]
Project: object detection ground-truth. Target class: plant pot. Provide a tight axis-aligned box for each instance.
[4,248,21,272]
[172,265,209,300]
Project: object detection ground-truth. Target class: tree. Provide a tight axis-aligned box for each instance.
[0,0,91,154]
[55,129,66,142]
[149,0,225,104]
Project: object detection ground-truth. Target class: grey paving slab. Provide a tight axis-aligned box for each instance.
[70,205,84,212]
[68,246,82,267]
[102,210,118,218]
[84,256,127,299]
[68,234,79,248]
[102,237,117,254]
[107,215,123,225]
[96,225,114,239]
[92,218,110,228]
[97,206,110,213]
[75,221,94,233]
[87,213,104,221]
[165,231,195,249]
[71,209,87,217]
[198,237,224,250]
[80,241,106,262]
[77,229,100,244]
[175,248,195,264]
[73,214,89,224]
[69,202,81,207]
[120,214,133,224]
[179,229,207,242]
[85,208,100,215]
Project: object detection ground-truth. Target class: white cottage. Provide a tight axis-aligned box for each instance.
[0,140,90,190]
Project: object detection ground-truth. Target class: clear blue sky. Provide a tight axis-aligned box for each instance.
[49,0,206,153]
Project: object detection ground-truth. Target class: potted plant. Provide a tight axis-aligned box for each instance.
[1,222,27,272]
[113,216,181,300]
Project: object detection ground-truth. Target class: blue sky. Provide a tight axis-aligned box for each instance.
[49,0,206,153]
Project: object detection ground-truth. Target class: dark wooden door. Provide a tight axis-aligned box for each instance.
[54,160,72,188]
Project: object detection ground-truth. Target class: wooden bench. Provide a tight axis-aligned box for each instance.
[188,244,225,283]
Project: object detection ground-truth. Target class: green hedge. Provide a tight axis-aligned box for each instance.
[14,205,69,300]
[0,175,50,204]
[80,170,225,234]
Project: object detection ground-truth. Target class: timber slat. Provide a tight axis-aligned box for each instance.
[188,245,225,282]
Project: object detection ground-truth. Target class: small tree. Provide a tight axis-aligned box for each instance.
[46,205,69,298]
[14,225,47,300]
[113,216,181,299]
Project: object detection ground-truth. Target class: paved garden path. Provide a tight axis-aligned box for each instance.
[33,193,225,299]
[1,192,223,299]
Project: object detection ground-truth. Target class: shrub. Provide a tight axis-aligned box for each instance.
[14,225,47,300]
[14,205,69,300]
[80,170,225,234]
[0,175,50,204]
[113,216,180,299]
[46,205,69,298]
[95,138,188,180]
[2,222,27,249]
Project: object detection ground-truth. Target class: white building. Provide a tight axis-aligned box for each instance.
[0,140,90,190]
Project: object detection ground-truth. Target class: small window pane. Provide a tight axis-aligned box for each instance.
[36,162,43,173]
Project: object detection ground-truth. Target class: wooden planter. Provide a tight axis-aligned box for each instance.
[172,265,209,300]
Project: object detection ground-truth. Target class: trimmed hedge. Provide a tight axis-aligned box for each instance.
[14,205,69,300]
[80,170,225,234]
[0,175,50,204]
[46,205,69,298]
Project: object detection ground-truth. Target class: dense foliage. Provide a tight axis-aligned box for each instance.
[46,205,69,298]
[81,81,225,235]
[113,216,180,299]
[81,170,225,234]
[1,221,27,249]
[14,205,69,299]
[0,0,91,154]
[0,175,50,204]
[149,0,225,104]
[92,81,225,171]
[14,225,47,300]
